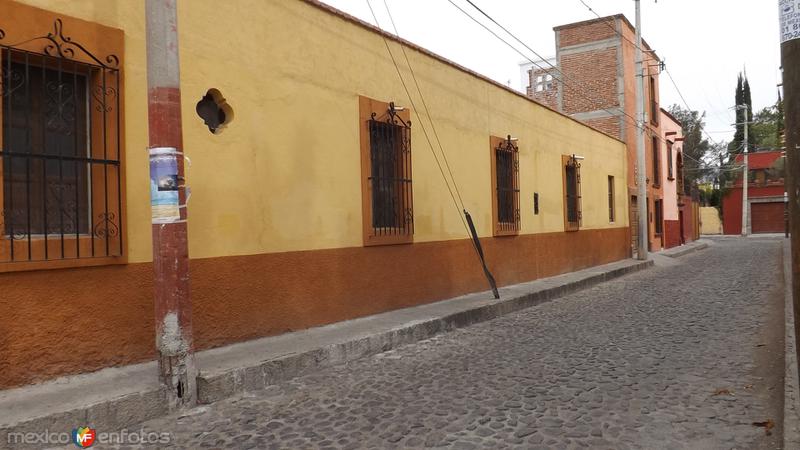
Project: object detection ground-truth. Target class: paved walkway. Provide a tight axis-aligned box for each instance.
[117,239,785,449]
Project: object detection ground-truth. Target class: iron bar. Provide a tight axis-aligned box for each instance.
[0,23,121,263]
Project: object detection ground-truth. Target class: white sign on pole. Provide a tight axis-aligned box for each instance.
[781,0,800,43]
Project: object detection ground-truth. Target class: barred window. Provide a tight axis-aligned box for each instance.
[490,135,519,236]
[649,76,658,125]
[608,175,615,222]
[0,16,124,267]
[563,155,581,231]
[359,96,413,246]
[654,199,664,234]
[651,136,660,187]
[667,141,674,180]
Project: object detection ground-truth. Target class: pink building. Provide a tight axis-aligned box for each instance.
[660,109,683,248]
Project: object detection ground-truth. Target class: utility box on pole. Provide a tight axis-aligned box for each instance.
[145,0,197,409]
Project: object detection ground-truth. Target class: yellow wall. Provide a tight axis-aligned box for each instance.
[700,206,722,235]
[13,0,627,263]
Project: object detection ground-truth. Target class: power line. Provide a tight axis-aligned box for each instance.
[381,0,466,212]
[363,0,465,229]
[663,68,726,147]
[449,0,708,168]
[574,0,727,148]
[456,0,624,119]
[366,0,499,298]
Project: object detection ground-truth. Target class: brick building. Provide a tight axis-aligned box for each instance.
[523,15,667,255]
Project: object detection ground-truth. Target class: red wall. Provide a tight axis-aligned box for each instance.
[664,220,681,248]
[722,186,785,234]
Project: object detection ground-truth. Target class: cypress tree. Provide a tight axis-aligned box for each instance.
[743,74,753,152]
[730,74,744,154]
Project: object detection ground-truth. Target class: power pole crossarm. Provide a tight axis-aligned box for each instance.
[145,0,197,409]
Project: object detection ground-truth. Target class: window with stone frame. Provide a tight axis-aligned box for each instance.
[562,155,581,231]
[490,135,520,236]
[358,96,413,246]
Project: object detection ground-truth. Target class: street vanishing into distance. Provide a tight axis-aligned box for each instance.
[109,238,785,449]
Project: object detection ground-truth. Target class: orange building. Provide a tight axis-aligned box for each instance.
[525,15,667,255]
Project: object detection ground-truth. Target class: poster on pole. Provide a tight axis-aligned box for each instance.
[150,147,181,224]
[781,0,800,43]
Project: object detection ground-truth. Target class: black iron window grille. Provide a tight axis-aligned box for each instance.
[565,155,582,229]
[368,102,412,237]
[0,19,123,263]
[494,135,520,234]
[654,199,664,234]
[667,141,674,180]
[651,136,660,187]
[608,175,615,222]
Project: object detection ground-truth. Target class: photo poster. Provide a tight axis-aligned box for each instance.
[149,147,181,224]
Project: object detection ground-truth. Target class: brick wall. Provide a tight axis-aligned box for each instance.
[557,19,617,47]
[560,47,619,115]
[584,116,620,137]
[528,68,559,110]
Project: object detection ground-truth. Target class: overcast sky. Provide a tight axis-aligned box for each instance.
[320,0,782,145]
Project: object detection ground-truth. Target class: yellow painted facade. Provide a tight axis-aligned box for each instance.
[700,206,722,235]
[11,0,627,264]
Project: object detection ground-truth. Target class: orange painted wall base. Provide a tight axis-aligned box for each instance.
[0,227,629,389]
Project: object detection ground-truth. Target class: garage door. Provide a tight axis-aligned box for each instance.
[751,202,784,233]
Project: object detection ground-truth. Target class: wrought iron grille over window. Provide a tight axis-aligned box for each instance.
[667,141,674,180]
[654,199,664,234]
[0,19,123,263]
[494,135,519,233]
[368,103,412,236]
[608,175,615,222]
[651,136,660,187]
[564,155,581,229]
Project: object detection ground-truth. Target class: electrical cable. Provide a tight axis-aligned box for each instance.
[366,0,499,298]
[449,0,709,170]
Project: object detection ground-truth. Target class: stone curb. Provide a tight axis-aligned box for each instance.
[0,258,653,445]
[196,259,653,404]
[783,240,800,449]
[661,240,709,258]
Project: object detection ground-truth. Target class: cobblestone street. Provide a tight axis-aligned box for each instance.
[124,238,785,449]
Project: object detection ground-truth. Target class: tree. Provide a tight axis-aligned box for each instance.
[750,104,781,149]
[729,72,753,154]
[667,104,711,188]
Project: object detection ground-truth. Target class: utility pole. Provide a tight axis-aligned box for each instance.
[740,105,749,236]
[145,0,197,409]
[635,0,648,260]
[780,0,800,364]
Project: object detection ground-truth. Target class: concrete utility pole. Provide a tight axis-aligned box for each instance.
[780,0,800,359]
[635,0,648,260]
[740,105,750,236]
[145,0,197,409]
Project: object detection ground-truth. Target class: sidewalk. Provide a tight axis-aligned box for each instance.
[0,252,671,442]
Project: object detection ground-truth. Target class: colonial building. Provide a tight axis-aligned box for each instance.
[523,15,678,255]
[660,108,699,247]
[722,150,786,235]
[0,0,630,389]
